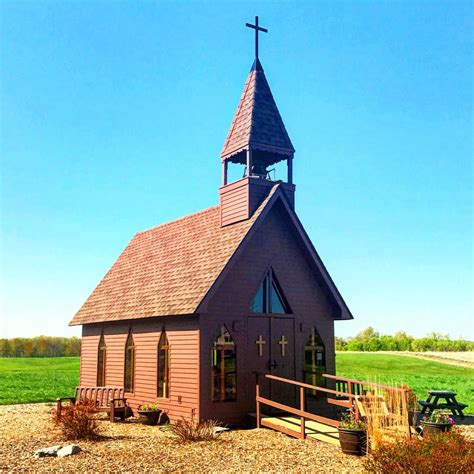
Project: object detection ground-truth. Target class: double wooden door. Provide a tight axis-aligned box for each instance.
[248,316,295,408]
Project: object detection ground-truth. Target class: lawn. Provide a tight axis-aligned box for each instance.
[336,352,473,412]
[0,354,472,414]
[0,357,79,405]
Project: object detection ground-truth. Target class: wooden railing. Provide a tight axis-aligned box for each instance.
[255,373,410,440]
[256,374,355,439]
[324,374,409,396]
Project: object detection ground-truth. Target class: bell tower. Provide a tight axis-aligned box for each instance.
[220,17,295,227]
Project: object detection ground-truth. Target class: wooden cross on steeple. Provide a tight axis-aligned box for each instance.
[246,16,268,59]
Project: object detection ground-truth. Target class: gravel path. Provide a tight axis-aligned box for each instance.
[0,404,365,473]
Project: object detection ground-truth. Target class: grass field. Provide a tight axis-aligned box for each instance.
[0,357,79,405]
[336,352,473,412]
[0,354,472,413]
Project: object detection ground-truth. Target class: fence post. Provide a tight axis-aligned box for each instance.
[300,386,305,439]
[256,374,261,429]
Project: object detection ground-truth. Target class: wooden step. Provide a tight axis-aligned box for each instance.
[261,415,340,446]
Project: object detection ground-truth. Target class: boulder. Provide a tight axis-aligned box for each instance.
[57,445,81,457]
[34,445,62,458]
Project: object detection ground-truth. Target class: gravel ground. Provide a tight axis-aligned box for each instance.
[0,404,365,473]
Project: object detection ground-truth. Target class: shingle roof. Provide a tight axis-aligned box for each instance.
[221,59,295,162]
[69,185,280,326]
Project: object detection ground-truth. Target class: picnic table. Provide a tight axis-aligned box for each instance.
[418,390,467,418]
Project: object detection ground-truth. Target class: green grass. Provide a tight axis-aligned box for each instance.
[336,352,473,413]
[1,354,472,414]
[0,357,79,405]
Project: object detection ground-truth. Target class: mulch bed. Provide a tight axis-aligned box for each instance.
[0,403,365,473]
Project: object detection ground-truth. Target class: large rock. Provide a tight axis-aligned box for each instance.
[57,445,81,457]
[34,445,62,458]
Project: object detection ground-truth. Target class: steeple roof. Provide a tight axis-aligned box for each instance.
[221,59,295,164]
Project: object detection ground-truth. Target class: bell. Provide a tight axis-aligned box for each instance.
[251,161,268,178]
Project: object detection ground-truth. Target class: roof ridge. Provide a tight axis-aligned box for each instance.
[136,205,219,235]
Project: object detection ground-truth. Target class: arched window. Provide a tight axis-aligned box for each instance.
[97,334,106,386]
[304,327,326,393]
[157,330,170,398]
[250,268,290,314]
[124,332,135,393]
[212,325,236,401]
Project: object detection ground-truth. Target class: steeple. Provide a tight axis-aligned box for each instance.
[221,58,295,164]
[219,17,296,227]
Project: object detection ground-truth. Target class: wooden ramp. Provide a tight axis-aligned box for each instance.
[261,415,340,446]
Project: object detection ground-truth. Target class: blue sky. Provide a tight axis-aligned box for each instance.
[1,1,472,339]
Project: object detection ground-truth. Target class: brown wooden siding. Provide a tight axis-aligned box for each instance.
[219,178,249,226]
[81,316,199,422]
[198,200,336,425]
[220,177,295,227]
[79,334,100,386]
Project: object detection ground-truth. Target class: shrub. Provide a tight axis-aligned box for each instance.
[171,418,220,442]
[52,399,100,440]
[364,429,473,473]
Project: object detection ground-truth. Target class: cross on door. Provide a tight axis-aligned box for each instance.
[255,334,266,357]
[278,335,288,356]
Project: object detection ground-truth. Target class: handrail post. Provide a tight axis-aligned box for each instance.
[300,386,305,439]
[256,373,261,429]
[348,381,359,419]
[402,388,411,438]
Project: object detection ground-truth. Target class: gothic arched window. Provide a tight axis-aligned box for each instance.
[304,327,326,391]
[157,330,170,398]
[124,332,135,393]
[97,334,106,386]
[250,269,290,314]
[212,325,236,401]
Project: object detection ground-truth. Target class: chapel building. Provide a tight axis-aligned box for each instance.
[70,32,352,425]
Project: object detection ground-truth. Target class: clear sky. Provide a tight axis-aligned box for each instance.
[1,1,472,340]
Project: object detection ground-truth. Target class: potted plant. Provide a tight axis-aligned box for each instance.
[420,411,455,435]
[138,402,162,426]
[338,408,367,456]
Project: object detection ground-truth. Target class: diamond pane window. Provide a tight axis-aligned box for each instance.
[124,332,135,393]
[97,334,106,386]
[157,330,170,398]
[304,327,326,396]
[212,325,237,402]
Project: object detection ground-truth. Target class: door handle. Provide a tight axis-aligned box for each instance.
[268,359,278,370]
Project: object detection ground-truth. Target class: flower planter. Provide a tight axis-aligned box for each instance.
[338,428,367,456]
[138,409,162,426]
[420,420,452,435]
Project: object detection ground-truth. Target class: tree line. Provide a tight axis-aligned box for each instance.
[0,336,81,357]
[0,329,472,357]
[335,327,473,352]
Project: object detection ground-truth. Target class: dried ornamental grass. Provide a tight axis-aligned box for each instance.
[364,429,474,473]
[171,418,220,442]
[356,384,411,449]
[52,399,100,440]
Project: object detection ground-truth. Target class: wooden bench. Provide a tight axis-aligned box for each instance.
[57,386,128,422]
